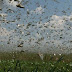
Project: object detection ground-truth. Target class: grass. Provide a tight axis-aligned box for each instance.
[0,59,72,72]
[0,51,72,72]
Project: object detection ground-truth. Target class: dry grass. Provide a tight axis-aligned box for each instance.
[0,51,72,62]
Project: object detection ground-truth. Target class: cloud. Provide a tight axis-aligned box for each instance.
[37,14,72,30]
[31,6,44,14]
[0,27,11,36]
[0,27,18,42]
[3,0,18,8]
[33,14,72,51]
[0,13,7,17]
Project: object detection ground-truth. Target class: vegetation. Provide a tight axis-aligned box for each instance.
[0,60,72,72]
[0,52,72,72]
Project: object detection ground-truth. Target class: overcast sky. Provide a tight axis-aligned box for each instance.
[0,0,72,54]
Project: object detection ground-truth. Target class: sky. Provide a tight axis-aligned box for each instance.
[0,0,72,54]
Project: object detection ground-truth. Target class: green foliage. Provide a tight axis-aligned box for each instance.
[0,59,72,72]
[0,52,72,72]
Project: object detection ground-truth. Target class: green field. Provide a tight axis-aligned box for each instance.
[0,52,72,72]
